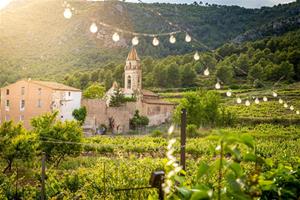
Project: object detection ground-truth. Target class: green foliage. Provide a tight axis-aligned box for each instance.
[31,112,83,166]
[174,91,235,127]
[72,106,87,125]
[0,121,36,173]
[151,130,164,137]
[83,83,105,99]
[186,124,200,138]
[1,1,300,88]
[129,110,150,130]
[216,65,234,84]
[109,87,126,107]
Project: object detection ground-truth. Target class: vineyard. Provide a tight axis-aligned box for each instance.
[0,124,299,199]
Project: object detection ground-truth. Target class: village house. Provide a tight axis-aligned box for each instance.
[83,47,175,133]
[0,79,82,129]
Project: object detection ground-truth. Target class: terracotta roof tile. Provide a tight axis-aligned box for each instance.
[31,80,81,91]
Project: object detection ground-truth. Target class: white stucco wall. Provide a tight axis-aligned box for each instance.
[58,91,82,121]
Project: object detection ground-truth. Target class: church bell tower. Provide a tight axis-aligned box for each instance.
[124,47,142,96]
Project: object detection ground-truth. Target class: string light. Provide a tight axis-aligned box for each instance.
[89,22,98,33]
[255,98,260,104]
[226,90,232,97]
[152,37,159,46]
[204,68,210,76]
[185,33,192,43]
[112,32,120,42]
[263,96,268,102]
[236,97,242,104]
[290,106,294,111]
[272,92,278,97]
[194,52,200,61]
[215,82,221,90]
[245,100,251,106]
[284,103,288,108]
[169,35,176,44]
[296,110,300,115]
[279,99,283,104]
[63,8,72,19]
[132,36,139,46]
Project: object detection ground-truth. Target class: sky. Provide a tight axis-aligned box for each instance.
[128,0,296,8]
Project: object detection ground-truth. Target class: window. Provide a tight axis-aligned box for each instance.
[61,115,64,119]
[6,89,9,95]
[127,75,131,89]
[5,100,10,111]
[68,92,71,96]
[20,100,25,110]
[21,87,25,95]
[37,99,42,108]
[38,88,42,95]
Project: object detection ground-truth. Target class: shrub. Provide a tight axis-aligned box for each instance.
[151,130,164,137]
[186,124,199,138]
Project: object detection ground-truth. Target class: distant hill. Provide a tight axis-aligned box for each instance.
[1,0,300,86]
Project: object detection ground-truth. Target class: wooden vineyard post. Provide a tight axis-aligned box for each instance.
[41,152,46,200]
[180,108,187,171]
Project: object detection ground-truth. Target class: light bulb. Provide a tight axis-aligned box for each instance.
[296,110,299,115]
[152,37,159,46]
[237,98,242,104]
[132,36,139,46]
[185,33,191,42]
[245,100,250,106]
[215,82,221,90]
[194,52,200,61]
[226,90,232,97]
[290,106,294,111]
[169,35,176,44]
[89,22,98,33]
[204,68,210,76]
[63,8,72,19]
[263,96,268,102]
[279,99,283,104]
[112,32,120,42]
[255,98,260,104]
[272,92,278,97]
[284,103,288,108]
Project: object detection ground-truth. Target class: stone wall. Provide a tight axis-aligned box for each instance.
[82,99,175,133]
[82,99,137,133]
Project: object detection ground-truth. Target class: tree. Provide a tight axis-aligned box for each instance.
[31,112,83,166]
[173,91,233,128]
[166,63,181,87]
[0,121,36,173]
[216,65,234,84]
[129,110,149,130]
[248,63,265,82]
[83,83,105,99]
[180,64,197,87]
[72,106,87,125]
[109,87,126,107]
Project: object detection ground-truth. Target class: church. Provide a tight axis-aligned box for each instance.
[82,47,175,133]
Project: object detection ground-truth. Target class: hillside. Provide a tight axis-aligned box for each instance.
[1,0,300,86]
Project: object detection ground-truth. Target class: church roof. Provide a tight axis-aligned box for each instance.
[127,47,140,61]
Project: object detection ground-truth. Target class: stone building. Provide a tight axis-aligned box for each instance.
[0,79,82,129]
[83,47,175,133]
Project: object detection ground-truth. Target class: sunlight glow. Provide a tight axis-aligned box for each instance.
[0,0,11,10]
